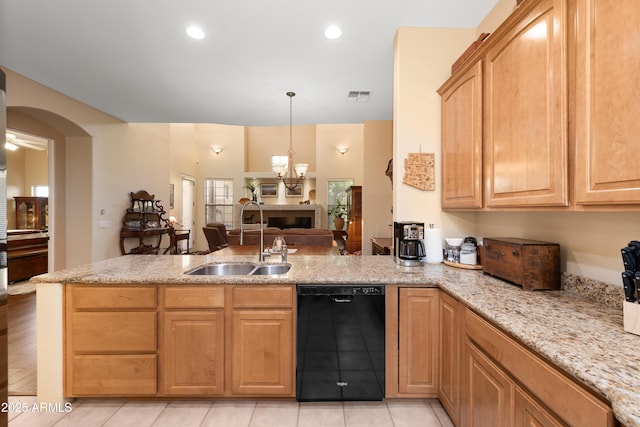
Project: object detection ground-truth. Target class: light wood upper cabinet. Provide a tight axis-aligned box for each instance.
[439,61,484,209]
[575,0,640,205]
[484,0,568,207]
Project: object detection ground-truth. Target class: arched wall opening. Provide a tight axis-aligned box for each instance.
[7,106,92,270]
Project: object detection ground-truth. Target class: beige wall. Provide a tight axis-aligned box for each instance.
[362,120,393,254]
[245,125,316,173]
[4,67,170,265]
[393,27,477,233]
[194,123,246,249]
[315,124,364,228]
[477,0,518,35]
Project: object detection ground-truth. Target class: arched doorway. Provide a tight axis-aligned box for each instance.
[6,106,93,397]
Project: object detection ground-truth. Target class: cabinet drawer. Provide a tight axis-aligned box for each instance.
[465,309,614,426]
[164,286,225,309]
[71,312,157,352]
[232,286,294,308]
[70,354,156,396]
[71,286,157,309]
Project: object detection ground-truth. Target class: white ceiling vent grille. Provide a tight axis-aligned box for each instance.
[347,90,371,102]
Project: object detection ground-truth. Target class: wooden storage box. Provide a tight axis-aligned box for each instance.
[483,238,560,291]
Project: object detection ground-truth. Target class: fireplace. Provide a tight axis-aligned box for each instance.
[268,216,312,229]
[236,204,322,229]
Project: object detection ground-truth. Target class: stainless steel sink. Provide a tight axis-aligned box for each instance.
[186,262,257,276]
[185,262,291,276]
[251,263,291,275]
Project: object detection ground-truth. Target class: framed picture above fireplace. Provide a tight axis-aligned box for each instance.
[260,183,277,198]
[286,184,303,197]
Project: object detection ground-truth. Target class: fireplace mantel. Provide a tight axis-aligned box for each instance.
[234,204,323,229]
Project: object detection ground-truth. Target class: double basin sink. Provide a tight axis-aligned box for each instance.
[186,261,291,276]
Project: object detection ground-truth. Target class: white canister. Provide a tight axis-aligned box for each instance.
[459,242,477,265]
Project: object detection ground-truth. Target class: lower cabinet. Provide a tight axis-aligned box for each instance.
[65,284,294,398]
[462,339,513,427]
[231,310,293,395]
[161,310,225,396]
[230,285,295,396]
[513,385,565,427]
[438,291,462,426]
[386,286,439,398]
[462,308,615,427]
[64,285,159,396]
[160,286,225,396]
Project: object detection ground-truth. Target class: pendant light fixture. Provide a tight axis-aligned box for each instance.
[273,91,308,191]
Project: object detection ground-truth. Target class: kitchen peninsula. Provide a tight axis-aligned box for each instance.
[32,253,637,427]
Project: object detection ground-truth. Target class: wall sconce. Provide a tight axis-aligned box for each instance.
[337,147,349,155]
[212,146,223,155]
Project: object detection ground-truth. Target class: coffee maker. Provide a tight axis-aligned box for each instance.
[393,221,426,266]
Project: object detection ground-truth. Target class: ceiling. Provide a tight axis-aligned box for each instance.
[0,0,498,126]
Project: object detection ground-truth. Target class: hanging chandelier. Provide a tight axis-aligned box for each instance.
[272,91,308,192]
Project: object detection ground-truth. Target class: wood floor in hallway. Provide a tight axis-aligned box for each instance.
[8,293,37,396]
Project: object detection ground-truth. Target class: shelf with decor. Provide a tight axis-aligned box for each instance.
[120,190,173,255]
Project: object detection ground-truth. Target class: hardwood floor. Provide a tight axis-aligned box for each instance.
[8,293,37,396]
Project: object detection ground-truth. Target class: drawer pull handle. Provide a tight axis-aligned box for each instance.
[512,249,519,256]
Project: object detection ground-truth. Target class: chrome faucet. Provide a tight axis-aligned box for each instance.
[239,201,270,261]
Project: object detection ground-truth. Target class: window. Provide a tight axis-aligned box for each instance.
[327,179,353,230]
[272,155,288,167]
[204,178,234,228]
[32,185,49,197]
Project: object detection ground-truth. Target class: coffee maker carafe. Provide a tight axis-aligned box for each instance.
[393,221,426,266]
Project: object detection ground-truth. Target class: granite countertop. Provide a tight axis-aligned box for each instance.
[32,253,639,427]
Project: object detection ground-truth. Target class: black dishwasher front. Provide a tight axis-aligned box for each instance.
[296,284,385,401]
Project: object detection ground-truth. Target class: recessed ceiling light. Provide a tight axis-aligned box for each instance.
[324,25,342,40]
[186,26,205,40]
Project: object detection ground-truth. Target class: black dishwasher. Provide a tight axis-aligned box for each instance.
[296,284,385,401]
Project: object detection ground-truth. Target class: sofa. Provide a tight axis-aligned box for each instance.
[225,227,334,247]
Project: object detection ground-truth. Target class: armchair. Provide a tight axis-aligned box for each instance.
[202,222,230,252]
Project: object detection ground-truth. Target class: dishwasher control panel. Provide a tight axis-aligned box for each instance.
[297,284,385,296]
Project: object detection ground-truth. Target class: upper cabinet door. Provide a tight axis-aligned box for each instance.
[575,0,640,205]
[484,0,568,207]
[440,60,484,209]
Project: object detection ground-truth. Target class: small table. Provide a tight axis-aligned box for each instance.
[164,229,191,254]
[371,237,392,255]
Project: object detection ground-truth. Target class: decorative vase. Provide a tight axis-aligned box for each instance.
[334,217,345,231]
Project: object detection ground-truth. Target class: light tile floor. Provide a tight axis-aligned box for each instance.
[7,396,454,427]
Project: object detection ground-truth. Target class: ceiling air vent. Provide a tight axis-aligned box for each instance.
[347,91,371,102]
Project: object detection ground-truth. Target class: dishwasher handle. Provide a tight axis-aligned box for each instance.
[331,296,353,303]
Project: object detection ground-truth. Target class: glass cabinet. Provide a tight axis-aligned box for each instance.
[14,197,48,230]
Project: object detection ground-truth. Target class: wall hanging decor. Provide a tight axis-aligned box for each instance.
[403,152,435,191]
